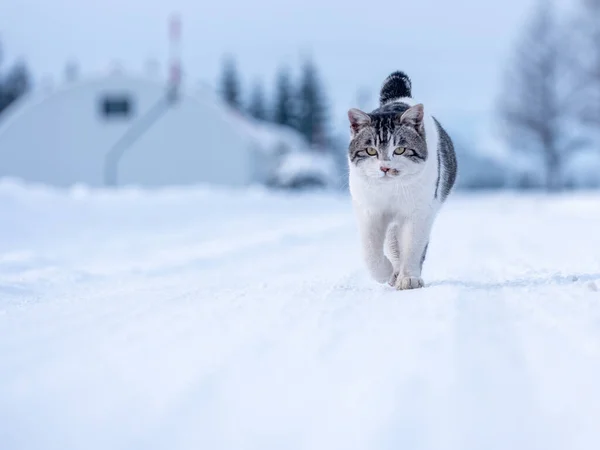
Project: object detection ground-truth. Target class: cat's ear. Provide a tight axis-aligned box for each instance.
[397,104,425,135]
[348,108,371,136]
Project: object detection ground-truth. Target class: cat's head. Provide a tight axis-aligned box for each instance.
[347,104,428,181]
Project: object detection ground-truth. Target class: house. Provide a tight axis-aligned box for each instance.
[0,72,334,189]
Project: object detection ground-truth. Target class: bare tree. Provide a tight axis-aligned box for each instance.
[498,0,574,191]
[569,0,600,143]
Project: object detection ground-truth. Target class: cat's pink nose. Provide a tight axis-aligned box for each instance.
[380,166,390,173]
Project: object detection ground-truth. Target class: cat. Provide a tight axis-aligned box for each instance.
[347,71,457,290]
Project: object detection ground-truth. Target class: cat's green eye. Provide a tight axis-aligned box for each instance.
[366,147,377,156]
[394,147,406,155]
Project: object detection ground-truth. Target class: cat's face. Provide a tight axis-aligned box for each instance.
[347,104,428,181]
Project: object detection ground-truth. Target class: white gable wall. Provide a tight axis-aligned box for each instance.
[118,90,256,188]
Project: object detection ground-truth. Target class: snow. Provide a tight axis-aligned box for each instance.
[1,179,600,450]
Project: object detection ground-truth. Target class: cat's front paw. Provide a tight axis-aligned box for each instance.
[395,276,424,290]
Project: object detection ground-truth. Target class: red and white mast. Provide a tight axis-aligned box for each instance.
[168,13,181,102]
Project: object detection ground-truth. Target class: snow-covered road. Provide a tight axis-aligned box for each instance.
[1,181,600,449]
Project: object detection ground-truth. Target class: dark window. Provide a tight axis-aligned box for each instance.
[100,94,133,119]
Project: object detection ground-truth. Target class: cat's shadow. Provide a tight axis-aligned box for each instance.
[428,273,600,291]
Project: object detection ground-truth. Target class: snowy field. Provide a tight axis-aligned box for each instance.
[1,180,600,450]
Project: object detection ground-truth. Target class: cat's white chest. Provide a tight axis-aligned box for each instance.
[349,171,427,214]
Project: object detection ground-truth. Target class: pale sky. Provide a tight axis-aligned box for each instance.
[1,0,544,135]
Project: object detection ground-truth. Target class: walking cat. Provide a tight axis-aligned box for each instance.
[347,71,457,290]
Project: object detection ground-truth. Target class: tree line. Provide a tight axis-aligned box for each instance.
[498,0,600,191]
[0,41,31,118]
[218,56,330,151]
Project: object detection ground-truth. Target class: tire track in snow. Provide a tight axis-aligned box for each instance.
[0,212,351,339]
[0,211,361,450]
[113,231,366,449]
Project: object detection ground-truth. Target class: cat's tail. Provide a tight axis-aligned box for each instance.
[379,71,412,105]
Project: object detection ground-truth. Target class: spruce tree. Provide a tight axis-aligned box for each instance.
[273,66,294,127]
[297,58,328,148]
[248,80,267,121]
[0,59,31,117]
[219,56,241,110]
[0,40,5,115]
